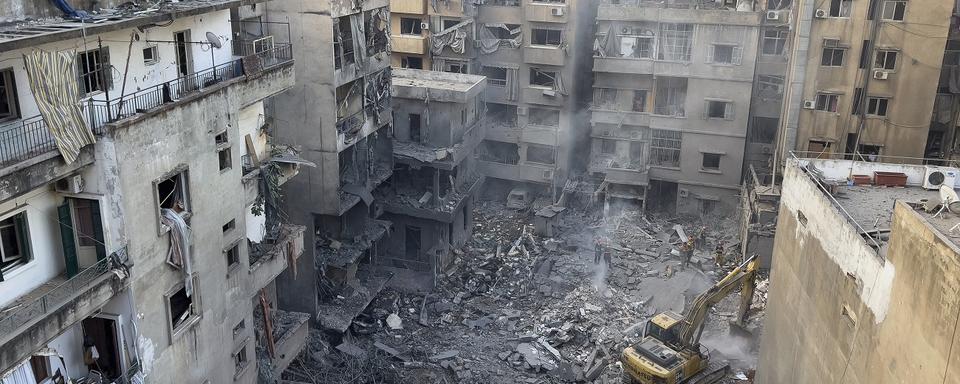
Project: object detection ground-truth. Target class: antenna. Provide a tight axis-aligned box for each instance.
[205,32,223,49]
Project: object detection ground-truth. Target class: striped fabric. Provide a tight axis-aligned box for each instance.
[22,50,96,164]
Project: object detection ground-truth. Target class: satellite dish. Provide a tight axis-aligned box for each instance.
[205,32,223,49]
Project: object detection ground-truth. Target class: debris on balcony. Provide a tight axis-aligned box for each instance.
[316,219,391,270]
[364,8,391,56]
[477,24,522,53]
[431,19,473,55]
[316,267,393,333]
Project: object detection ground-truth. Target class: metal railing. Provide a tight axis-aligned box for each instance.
[0,249,128,337]
[0,115,56,168]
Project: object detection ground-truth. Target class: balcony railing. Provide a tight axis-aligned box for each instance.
[87,44,293,129]
[0,115,56,168]
[0,248,128,337]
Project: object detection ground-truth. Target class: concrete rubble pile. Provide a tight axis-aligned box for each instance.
[282,202,761,383]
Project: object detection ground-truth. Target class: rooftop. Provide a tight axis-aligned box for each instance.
[391,69,486,103]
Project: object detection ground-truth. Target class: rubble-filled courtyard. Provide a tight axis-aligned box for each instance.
[281,200,767,383]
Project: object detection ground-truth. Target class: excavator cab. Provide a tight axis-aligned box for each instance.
[644,312,683,347]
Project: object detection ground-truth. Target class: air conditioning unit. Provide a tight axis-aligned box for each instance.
[923,165,959,190]
[551,7,564,16]
[814,9,828,18]
[542,89,557,97]
[420,22,430,30]
[766,10,780,20]
[678,188,689,198]
[802,100,816,109]
[873,70,889,80]
[56,174,84,194]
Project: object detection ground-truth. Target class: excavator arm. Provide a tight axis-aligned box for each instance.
[677,254,760,349]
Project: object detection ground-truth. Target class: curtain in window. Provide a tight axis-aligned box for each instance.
[506,67,519,101]
[431,19,473,55]
[22,50,96,164]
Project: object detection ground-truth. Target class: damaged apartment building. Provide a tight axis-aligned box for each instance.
[265,0,396,335]
[0,0,310,383]
[374,69,486,284]
[589,0,764,215]
[390,0,597,198]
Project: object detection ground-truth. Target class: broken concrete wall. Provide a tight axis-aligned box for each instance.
[378,213,447,272]
[755,160,960,383]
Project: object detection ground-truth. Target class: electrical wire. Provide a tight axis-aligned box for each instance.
[882,21,949,38]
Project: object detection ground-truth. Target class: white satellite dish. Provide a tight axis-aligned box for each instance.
[939,185,960,213]
[205,32,223,49]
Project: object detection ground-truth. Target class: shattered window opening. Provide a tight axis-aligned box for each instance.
[400,18,423,35]
[401,56,423,69]
[633,90,648,112]
[479,141,520,164]
[166,281,198,335]
[233,343,248,375]
[78,47,111,95]
[749,117,778,144]
[487,103,517,125]
[529,68,557,87]
[0,68,20,122]
[654,77,687,117]
[532,29,562,46]
[528,107,560,126]
[225,243,239,269]
[482,66,508,87]
[594,88,618,109]
[762,29,788,56]
[651,129,681,167]
[156,170,190,215]
[0,212,30,273]
[365,8,390,56]
[526,144,556,165]
[334,16,356,69]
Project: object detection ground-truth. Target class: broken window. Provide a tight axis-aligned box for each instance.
[487,103,517,124]
[166,281,198,335]
[709,44,740,64]
[336,80,363,121]
[657,23,693,62]
[756,75,784,97]
[531,29,562,46]
[601,139,616,154]
[365,8,390,56]
[0,212,30,275]
[701,153,721,171]
[815,93,840,112]
[488,24,521,40]
[444,60,468,74]
[0,68,19,122]
[225,243,239,269]
[875,50,898,70]
[405,226,421,259]
[400,18,423,35]
[233,320,245,339]
[528,107,560,126]
[821,39,846,67]
[401,56,423,69]
[867,97,889,116]
[749,117,778,144]
[619,33,654,59]
[479,140,520,164]
[881,0,906,20]
[651,129,681,167]
[78,48,111,95]
[858,144,881,160]
[529,68,557,87]
[704,100,733,119]
[594,88,618,109]
[408,114,421,142]
[632,90,648,112]
[482,66,508,87]
[223,219,236,234]
[233,343,248,375]
[333,16,355,69]
[156,170,190,215]
[526,144,556,165]
[762,29,787,55]
[829,0,852,17]
[215,131,232,172]
[654,77,687,117]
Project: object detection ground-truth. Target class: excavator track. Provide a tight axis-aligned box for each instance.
[686,361,730,384]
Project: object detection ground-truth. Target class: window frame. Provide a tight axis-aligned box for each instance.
[761,29,788,56]
[401,56,423,69]
[650,129,681,168]
[709,43,740,65]
[164,275,201,343]
[528,107,560,127]
[531,28,563,47]
[880,0,906,20]
[142,45,159,65]
[529,68,557,88]
[77,47,111,96]
[700,152,722,172]
[829,0,853,17]
[154,166,191,236]
[704,99,734,120]
[525,143,557,165]
[820,39,846,67]
[0,211,31,275]
[0,67,21,123]
[600,138,617,155]
[866,97,890,116]
[874,49,898,71]
[815,93,841,113]
[481,66,508,87]
[400,18,423,35]
[232,339,250,379]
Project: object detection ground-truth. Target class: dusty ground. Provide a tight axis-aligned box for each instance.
[283,201,765,383]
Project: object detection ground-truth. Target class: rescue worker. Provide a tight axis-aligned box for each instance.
[714,240,726,267]
[680,238,694,269]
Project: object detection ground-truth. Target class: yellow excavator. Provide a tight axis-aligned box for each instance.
[621,254,759,384]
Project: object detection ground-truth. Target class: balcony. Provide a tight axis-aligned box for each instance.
[591,108,651,127]
[249,224,306,291]
[525,2,568,23]
[378,173,484,222]
[0,250,129,372]
[478,160,555,184]
[589,154,650,186]
[593,56,654,75]
[255,309,310,376]
[391,0,428,13]
[392,35,429,55]
[524,46,566,66]
[522,87,564,106]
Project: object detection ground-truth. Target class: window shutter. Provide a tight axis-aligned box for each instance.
[90,200,107,261]
[725,102,735,120]
[58,202,79,278]
[706,45,714,63]
[732,46,743,65]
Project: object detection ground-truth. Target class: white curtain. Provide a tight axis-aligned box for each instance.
[0,360,38,384]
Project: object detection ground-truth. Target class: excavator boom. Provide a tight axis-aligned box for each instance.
[678,254,759,349]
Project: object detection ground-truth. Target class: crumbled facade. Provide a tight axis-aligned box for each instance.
[0,1,308,383]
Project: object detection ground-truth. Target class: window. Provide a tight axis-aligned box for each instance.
[405,226,421,259]
[223,219,236,234]
[601,139,616,154]
[867,97,889,116]
[482,66,508,87]
[218,147,232,171]
[829,0,852,17]
[875,50,898,70]
[78,48,110,95]
[630,141,643,163]
[651,129,681,167]
[526,144,556,164]
[658,23,693,62]
[444,60,468,74]
[442,19,461,30]
[487,103,517,124]
[0,212,30,273]
[400,18,422,35]
[808,140,831,154]
[881,0,906,20]
[699,199,717,216]
[528,107,560,126]
[756,75,784,96]
[531,29,562,46]
[619,35,654,59]
[215,131,229,146]
[156,169,190,232]
[529,68,557,87]
[815,94,840,112]
[333,16,355,69]
[233,343,248,376]
[142,46,159,65]
[705,100,733,119]
[166,281,199,337]
[461,109,467,126]
[232,320,245,339]
[225,243,239,269]
[851,87,864,114]
[859,40,871,69]
[762,29,788,55]
[488,24,521,39]
[401,56,423,69]
[709,44,739,64]
[632,90,647,112]
[408,114,421,142]
[821,39,845,67]
[0,68,20,122]
[749,117,778,144]
[701,153,721,171]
